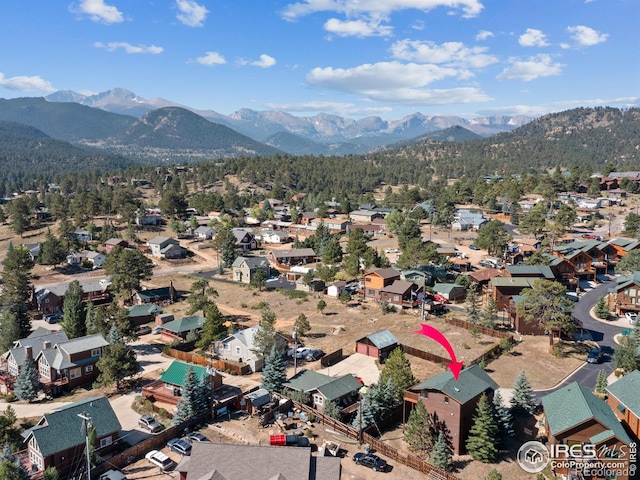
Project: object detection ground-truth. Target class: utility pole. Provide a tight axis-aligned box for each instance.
[78,412,92,480]
[292,327,298,375]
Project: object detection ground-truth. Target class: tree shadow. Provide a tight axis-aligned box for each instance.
[305,333,326,339]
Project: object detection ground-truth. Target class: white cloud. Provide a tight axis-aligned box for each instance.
[367,87,492,105]
[176,0,209,27]
[475,30,493,41]
[497,54,564,81]
[71,0,123,24]
[567,25,608,46]
[324,18,393,37]
[391,39,498,68]
[251,54,277,68]
[195,51,226,66]
[519,28,549,47]
[0,73,56,92]
[281,0,484,21]
[94,42,163,54]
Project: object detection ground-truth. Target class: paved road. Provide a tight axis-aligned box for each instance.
[533,277,622,401]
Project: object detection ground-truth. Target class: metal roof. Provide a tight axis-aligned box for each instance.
[364,329,398,349]
[160,361,209,387]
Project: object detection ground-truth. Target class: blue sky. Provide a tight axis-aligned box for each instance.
[0,0,637,120]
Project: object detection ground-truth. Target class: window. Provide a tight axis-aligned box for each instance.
[235,346,241,355]
[85,365,93,373]
[313,394,324,406]
[444,396,449,404]
[91,348,101,357]
[45,298,49,304]
[69,368,81,379]
[29,450,43,470]
[223,344,230,351]
[39,363,49,378]
[99,436,112,448]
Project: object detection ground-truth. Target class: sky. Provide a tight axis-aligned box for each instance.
[0,0,638,120]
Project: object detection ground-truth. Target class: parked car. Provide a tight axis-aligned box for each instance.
[136,325,152,335]
[384,248,399,253]
[305,349,325,362]
[469,244,481,250]
[145,450,175,471]
[432,294,449,304]
[625,312,638,325]
[294,347,311,359]
[185,432,209,444]
[99,470,126,480]
[587,348,604,364]
[152,326,163,334]
[44,313,63,324]
[353,453,387,472]
[138,415,164,433]
[167,438,192,456]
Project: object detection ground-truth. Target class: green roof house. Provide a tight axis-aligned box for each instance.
[24,397,121,477]
[159,315,205,339]
[404,365,499,455]
[127,303,163,326]
[432,283,466,302]
[542,382,632,479]
[607,370,640,439]
[283,369,362,414]
[143,360,222,405]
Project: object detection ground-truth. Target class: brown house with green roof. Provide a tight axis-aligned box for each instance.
[542,382,632,480]
[142,360,222,405]
[23,396,121,477]
[282,369,362,414]
[607,370,640,439]
[403,365,499,455]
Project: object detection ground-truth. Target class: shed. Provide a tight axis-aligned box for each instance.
[355,329,399,363]
[433,283,466,302]
[243,388,271,415]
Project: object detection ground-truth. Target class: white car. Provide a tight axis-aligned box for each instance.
[145,450,175,471]
[625,312,638,325]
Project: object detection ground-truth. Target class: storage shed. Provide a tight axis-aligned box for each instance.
[355,329,399,363]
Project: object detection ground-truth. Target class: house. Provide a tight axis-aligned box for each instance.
[542,382,632,480]
[553,240,607,281]
[128,303,163,326]
[490,276,536,310]
[22,243,41,261]
[468,269,502,293]
[348,210,384,223]
[34,279,111,315]
[194,226,215,240]
[606,369,640,439]
[132,285,175,305]
[608,272,640,316]
[141,360,222,405]
[35,333,109,394]
[451,209,488,232]
[605,238,640,266]
[362,268,401,300]
[104,238,128,254]
[158,315,206,340]
[310,218,350,233]
[544,253,578,289]
[507,296,546,335]
[404,365,499,455]
[326,281,347,298]
[268,248,318,268]
[283,369,362,413]
[355,330,399,363]
[243,388,272,415]
[504,265,555,280]
[348,223,386,237]
[432,283,466,302]
[232,256,270,284]
[215,326,286,373]
[259,229,292,244]
[175,442,341,480]
[73,229,93,242]
[379,280,423,309]
[66,250,105,269]
[3,330,69,377]
[147,236,187,259]
[23,397,121,478]
[231,228,258,251]
[135,208,162,225]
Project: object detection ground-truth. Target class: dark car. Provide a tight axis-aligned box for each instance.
[136,325,152,335]
[587,348,603,364]
[185,432,209,444]
[44,313,63,324]
[469,244,481,250]
[353,453,387,472]
[138,415,164,433]
[305,349,325,362]
[167,438,192,456]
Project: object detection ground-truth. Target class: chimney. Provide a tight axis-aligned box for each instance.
[43,341,52,349]
[24,346,33,360]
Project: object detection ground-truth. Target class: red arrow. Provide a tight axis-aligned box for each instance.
[413,323,464,381]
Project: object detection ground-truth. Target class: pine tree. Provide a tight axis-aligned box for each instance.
[172,397,190,426]
[403,401,433,455]
[85,301,97,334]
[107,323,123,345]
[378,347,416,403]
[480,297,499,329]
[595,370,608,395]
[14,358,40,402]
[510,370,536,414]
[196,303,226,350]
[61,281,86,339]
[43,466,59,480]
[484,469,502,480]
[0,309,22,353]
[594,297,610,320]
[94,342,138,390]
[261,343,286,393]
[294,313,311,337]
[466,287,481,323]
[430,432,452,471]
[492,390,514,447]
[196,374,212,415]
[252,307,278,358]
[351,395,376,432]
[322,399,340,420]
[466,393,499,463]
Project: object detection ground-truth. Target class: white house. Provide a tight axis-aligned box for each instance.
[215,326,286,373]
[194,226,215,240]
[66,250,105,269]
[326,281,347,298]
[147,236,187,259]
[260,230,292,244]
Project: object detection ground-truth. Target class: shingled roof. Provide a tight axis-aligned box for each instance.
[410,365,498,405]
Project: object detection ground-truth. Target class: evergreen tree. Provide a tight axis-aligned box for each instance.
[465,287,481,324]
[103,246,154,300]
[510,370,536,414]
[196,303,226,350]
[250,269,267,291]
[403,401,433,456]
[595,370,608,395]
[351,393,376,432]
[294,313,311,337]
[484,469,502,480]
[322,399,341,420]
[94,342,138,390]
[339,290,352,305]
[613,335,638,373]
[1,246,34,337]
[322,236,343,265]
[87,424,99,467]
[172,367,201,426]
[213,225,239,268]
[14,358,40,402]
[492,390,514,447]
[481,297,499,329]
[38,232,67,266]
[261,343,287,393]
[378,347,416,403]
[107,323,123,345]
[196,374,212,415]
[430,433,452,471]
[85,301,97,334]
[43,467,59,480]
[252,307,278,358]
[317,299,327,315]
[594,297,610,320]
[0,309,22,353]
[172,397,190,426]
[466,393,499,463]
[61,280,86,339]
[186,279,218,316]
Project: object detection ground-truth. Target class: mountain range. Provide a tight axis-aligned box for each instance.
[43,88,533,155]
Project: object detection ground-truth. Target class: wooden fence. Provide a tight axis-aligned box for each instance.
[400,344,450,365]
[166,348,251,375]
[274,393,460,480]
[445,317,514,339]
[320,348,343,368]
